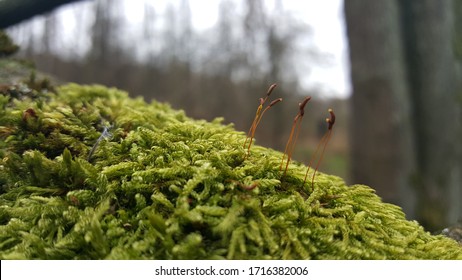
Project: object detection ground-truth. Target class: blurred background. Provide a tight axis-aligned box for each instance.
[1,0,461,232]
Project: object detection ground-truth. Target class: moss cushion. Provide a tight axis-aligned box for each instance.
[0,84,461,259]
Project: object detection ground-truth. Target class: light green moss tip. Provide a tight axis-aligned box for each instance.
[0,83,461,259]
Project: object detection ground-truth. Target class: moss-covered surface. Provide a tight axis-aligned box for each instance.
[0,84,461,259]
[0,30,19,57]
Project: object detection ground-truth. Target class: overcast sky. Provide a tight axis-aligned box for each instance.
[21,0,351,98]
[127,0,351,98]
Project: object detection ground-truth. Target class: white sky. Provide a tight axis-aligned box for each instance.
[296,0,351,98]
[30,0,351,98]
[123,0,351,98]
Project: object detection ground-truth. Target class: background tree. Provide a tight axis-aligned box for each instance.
[345,0,416,216]
[399,0,461,230]
[346,0,461,230]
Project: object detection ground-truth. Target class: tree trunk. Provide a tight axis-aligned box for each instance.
[400,0,461,230]
[345,1,416,215]
[0,0,84,29]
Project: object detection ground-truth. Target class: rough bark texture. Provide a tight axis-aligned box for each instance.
[345,1,416,215]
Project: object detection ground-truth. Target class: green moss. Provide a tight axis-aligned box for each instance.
[0,31,19,57]
[0,83,461,259]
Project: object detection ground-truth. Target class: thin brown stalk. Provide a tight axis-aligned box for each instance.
[244,84,281,157]
[303,108,336,188]
[280,96,311,176]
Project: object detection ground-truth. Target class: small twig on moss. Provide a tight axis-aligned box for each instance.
[239,182,258,191]
[228,179,259,191]
[280,96,311,176]
[303,108,336,188]
[243,84,281,157]
[22,108,37,122]
[87,124,113,162]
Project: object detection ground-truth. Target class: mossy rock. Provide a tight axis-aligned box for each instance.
[0,84,461,259]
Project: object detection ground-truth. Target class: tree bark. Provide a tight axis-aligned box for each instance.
[0,0,85,29]
[345,1,416,215]
[400,0,461,230]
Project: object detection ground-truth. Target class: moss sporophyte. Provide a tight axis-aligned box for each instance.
[0,83,461,259]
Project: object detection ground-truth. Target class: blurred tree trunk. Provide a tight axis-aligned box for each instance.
[345,1,416,215]
[85,0,127,87]
[400,0,461,230]
[346,0,461,231]
[0,0,84,29]
[87,0,119,67]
